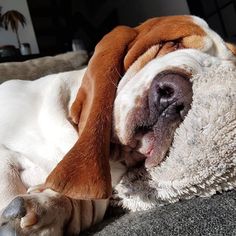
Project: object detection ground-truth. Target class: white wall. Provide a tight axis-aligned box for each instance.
[0,0,39,53]
[118,0,190,26]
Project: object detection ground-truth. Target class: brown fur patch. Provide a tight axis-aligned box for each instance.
[124,16,206,70]
[45,26,137,199]
[182,35,206,50]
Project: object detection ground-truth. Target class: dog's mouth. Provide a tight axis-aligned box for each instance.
[112,70,193,169]
[134,115,183,169]
[134,100,192,168]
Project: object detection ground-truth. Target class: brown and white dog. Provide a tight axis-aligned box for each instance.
[0,15,236,235]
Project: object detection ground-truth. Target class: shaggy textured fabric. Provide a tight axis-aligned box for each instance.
[82,190,236,236]
[113,61,236,211]
[0,51,88,83]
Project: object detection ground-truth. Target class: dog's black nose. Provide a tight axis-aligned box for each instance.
[149,71,192,121]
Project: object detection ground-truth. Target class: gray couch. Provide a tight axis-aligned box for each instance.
[82,190,236,236]
[1,53,235,236]
[0,51,88,84]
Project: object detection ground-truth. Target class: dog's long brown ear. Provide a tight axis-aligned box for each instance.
[45,26,137,199]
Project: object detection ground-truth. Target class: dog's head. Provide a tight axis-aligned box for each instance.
[46,15,236,199]
[112,48,232,168]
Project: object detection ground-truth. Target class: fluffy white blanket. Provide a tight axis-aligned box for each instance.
[113,61,236,211]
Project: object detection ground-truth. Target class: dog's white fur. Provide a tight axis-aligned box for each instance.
[0,16,235,235]
[0,69,84,207]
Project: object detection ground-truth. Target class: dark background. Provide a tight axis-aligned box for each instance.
[24,0,236,56]
[187,0,236,43]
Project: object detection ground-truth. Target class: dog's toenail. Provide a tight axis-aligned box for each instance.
[2,197,26,220]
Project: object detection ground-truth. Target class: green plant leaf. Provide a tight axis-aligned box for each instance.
[1,10,26,32]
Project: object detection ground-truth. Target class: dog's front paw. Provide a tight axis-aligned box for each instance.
[0,189,73,236]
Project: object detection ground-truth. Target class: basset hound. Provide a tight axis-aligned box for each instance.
[0,15,236,235]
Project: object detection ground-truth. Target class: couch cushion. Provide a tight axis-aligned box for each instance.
[0,51,88,83]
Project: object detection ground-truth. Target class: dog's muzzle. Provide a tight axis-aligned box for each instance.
[125,71,193,168]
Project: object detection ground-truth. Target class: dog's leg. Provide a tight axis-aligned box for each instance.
[0,145,27,212]
[0,157,123,235]
[0,188,108,236]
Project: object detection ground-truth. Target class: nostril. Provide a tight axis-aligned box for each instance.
[176,103,184,113]
[158,85,174,99]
